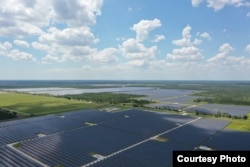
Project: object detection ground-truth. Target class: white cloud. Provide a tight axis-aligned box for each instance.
[192,0,250,11]
[90,48,119,63]
[8,49,36,61]
[42,54,60,64]
[199,32,212,40]
[120,38,158,60]
[219,43,234,52]
[0,0,51,37]
[192,0,204,7]
[0,42,12,53]
[14,40,30,48]
[152,35,166,43]
[32,42,50,51]
[127,59,147,68]
[172,25,193,46]
[207,43,234,62]
[0,43,9,56]
[60,54,82,62]
[131,18,162,41]
[167,46,202,61]
[168,25,203,61]
[1,41,36,62]
[39,27,98,46]
[51,0,103,26]
[0,0,103,38]
[245,44,250,53]
[193,38,203,45]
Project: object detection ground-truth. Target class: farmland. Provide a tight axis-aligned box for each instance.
[0,92,99,117]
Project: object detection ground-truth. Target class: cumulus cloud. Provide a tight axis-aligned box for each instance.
[131,18,162,41]
[199,32,212,40]
[42,54,60,64]
[14,40,30,48]
[127,59,147,68]
[192,0,204,7]
[39,27,98,46]
[0,42,12,53]
[0,0,51,37]
[167,25,203,61]
[31,42,50,51]
[167,46,202,61]
[152,35,166,43]
[51,0,103,26]
[120,38,158,60]
[0,41,35,61]
[191,0,250,11]
[245,44,250,53]
[90,48,119,63]
[172,25,193,46]
[8,49,36,61]
[0,0,103,38]
[207,43,234,62]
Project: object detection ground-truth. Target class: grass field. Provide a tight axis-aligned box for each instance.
[226,113,250,132]
[227,120,250,132]
[0,92,99,117]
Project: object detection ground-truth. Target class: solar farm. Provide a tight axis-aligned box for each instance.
[1,108,249,167]
[119,89,250,116]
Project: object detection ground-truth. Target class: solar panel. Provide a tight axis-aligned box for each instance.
[0,146,43,167]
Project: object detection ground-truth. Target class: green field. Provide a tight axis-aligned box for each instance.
[0,92,99,117]
[227,119,250,132]
[226,113,250,132]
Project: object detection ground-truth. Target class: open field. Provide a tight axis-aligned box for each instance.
[226,113,250,132]
[2,109,247,167]
[0,92,99,117]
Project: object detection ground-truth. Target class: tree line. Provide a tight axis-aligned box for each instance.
[0,108,17,120]
[62,92,151,107]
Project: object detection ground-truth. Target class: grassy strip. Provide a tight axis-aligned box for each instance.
[226,120,250,132]
[0,92,99,116]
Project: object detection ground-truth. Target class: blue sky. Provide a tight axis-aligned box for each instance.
[0,0,250,80]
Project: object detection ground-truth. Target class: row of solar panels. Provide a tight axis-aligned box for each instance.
[1,109,245,167]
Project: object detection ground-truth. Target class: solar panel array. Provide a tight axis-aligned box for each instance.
[0,108,242,167]
[0,146,43,167]
[90,141,193,167]
[162,118,230,147]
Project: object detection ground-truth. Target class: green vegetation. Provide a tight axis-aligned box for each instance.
[62,92,152,107]
[226,113,250,132]
[0,108,17,120]
[154,81,250,106]
[0,92,99,118]
[13,142,22,148]
[194,110,248,120]
[193,89,250,105]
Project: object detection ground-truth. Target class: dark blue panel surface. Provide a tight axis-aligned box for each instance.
[203,129,250,150]
[18,134,96,167]
[63,109,124,123]
[101,113,183,137]
[29,117,84,133]
[90,140,193,167]
[0,114,56,128]
[63,126,145,155]
[162,118,230,146]
[0,146,42,167]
